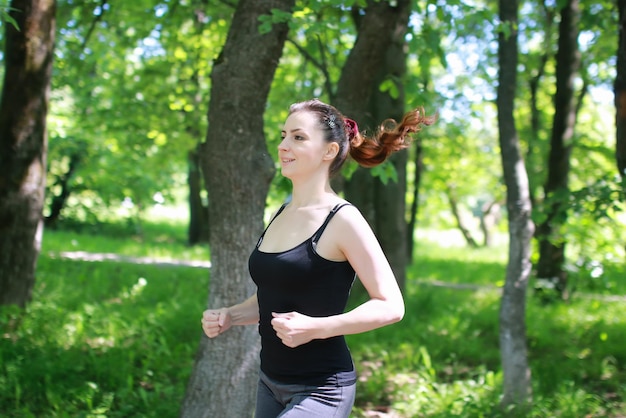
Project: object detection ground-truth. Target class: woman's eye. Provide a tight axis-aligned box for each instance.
[294,135,304,141]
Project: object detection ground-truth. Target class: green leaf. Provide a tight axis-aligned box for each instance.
[379,78,399,99]
[258,8,293,34]
[370,161,398,185]
[1,5,20,30]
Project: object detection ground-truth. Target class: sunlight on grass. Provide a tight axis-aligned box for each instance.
[0,255,208,417]
[2,220,625,417]
[410,232,508,288]
[42,220,210,262]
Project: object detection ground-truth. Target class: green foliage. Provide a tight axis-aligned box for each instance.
[371,160,399,185]
[0,239,208,416]
[0,3,18,31]
[3,0,621,282]
[496,20,517,40]
[47,0,228,222]
[531,174,626,279]
[380,76,400,100]
[263,1,358,200]
[3,0,626,411]
[347,231,626,417]
[258,8,293,34]
[568,176,625,221]
[2,222,625,416]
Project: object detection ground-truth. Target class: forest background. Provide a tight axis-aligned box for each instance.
[1,0,626,417]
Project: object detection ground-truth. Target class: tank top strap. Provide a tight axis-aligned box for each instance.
[312,203,352,245]
[256,203,288,247]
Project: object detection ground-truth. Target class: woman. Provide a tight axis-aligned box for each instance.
[201,98,435,417]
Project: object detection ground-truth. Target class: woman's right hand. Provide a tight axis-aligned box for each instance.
[201,308,232,338]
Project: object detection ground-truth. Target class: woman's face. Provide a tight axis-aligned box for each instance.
[278,111,336,180]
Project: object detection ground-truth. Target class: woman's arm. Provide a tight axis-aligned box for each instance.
[202,294,259,338]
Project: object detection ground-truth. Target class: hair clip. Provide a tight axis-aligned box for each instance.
[326,114,337,129]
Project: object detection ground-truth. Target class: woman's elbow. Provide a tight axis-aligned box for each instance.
[392,304,405,323]
[385,301,404,324]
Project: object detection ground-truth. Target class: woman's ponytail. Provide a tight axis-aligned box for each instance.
[348,108,436,168]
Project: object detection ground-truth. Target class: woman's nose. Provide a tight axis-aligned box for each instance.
[278,137,288,151]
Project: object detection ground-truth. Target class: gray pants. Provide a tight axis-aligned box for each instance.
[254,370,357,418]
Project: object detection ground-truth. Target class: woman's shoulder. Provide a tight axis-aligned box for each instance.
[334,200,356,211]
[331,201,367,227]
[328,202,377,252]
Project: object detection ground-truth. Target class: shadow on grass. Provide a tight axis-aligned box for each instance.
[348,247,626,416]
[3,242,626,417]
[0,257,208,417]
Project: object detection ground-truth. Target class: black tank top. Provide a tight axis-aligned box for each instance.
[248,203,357,384]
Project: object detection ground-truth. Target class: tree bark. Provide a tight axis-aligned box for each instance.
[480,201,500,247]
[45,151,81,228]
[337,0,412,291]
[0,0,56,307]
[616,0,626,179]
[187,146,209,245]
[370,9,410,291]
[407,137,423,261]
[526,3,553,208]
[497,0,534,409]
[374,150,408,290]
[334,0,411,120]
[535,0,580,300]
[180,0,293,416]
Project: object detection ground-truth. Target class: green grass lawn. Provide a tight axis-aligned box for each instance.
[1,221,625,417]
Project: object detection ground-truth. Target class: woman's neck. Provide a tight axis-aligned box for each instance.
[288,182,336,210]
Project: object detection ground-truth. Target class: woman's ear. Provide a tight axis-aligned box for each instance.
[324,142,339,160]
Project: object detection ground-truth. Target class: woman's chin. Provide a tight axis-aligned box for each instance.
[280,167,295,179]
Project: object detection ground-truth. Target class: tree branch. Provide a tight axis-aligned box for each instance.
[286,37,334,98]
[80,0,108,51]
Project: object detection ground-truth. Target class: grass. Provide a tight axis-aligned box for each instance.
[1,220,625,417]
[1,255,208,417]
[42,217,209,261]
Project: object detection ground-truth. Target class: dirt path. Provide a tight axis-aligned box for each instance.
[50,251,625,302]
[49,250,212,269]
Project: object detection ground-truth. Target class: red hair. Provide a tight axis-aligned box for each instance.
[349,108,436,168]
[288,99,436,176]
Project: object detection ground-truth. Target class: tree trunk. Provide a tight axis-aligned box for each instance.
[187,146,209,245]
[407,138,423,261]
[345,169,376,225]
[180,0,293,416]
[0,0,56,308]
[446,187,479,248]
[480,201,500,247]
[535,0,580,301]
[497,0,533,409]
[186,6,213,246]
[616,0,626,179]
[370,9,410,291]
[334,0,411,119]
[336,0,412,291]
[526,4,553,208]
[374,150,408,290]
[45,151,81,228]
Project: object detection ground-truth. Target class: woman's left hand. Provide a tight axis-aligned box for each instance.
[270,311,320,348]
